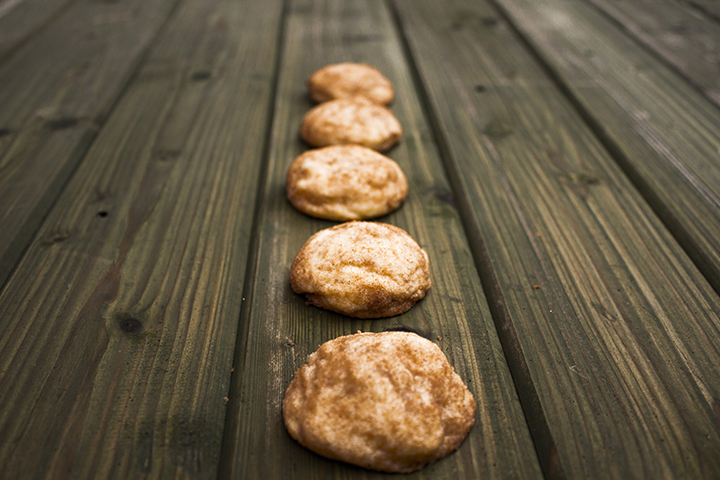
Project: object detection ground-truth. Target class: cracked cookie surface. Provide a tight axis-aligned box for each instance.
[300,97,402,152]
[290,221,430,318]
[307,62,394,105]
[286,145,408,221]
[282,331,476,473]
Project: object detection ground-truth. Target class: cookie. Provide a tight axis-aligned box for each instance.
[290,221,431,318]
[286,145,408,221]
[307,62,395,105]
[282,331,476,473]
[299,97,403,152]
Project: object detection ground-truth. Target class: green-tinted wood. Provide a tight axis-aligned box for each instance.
[0,0,284,477]
[220,0,543,478]
[492,0,720,312]
[678,0,720,20]
[0,0,76,62]
[394,0,720,478]
[0,0,181,288]
[584,0,720,107]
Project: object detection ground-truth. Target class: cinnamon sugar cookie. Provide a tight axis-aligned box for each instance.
[282,331,476,473]
[290,221,431,318]
[307,62,394,105]
[286,145,408,221]
[299,97,402,152]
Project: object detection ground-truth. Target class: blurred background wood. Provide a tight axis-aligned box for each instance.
[585,0,720,106]
[493,0,720,317]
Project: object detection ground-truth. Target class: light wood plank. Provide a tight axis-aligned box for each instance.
[0,0,284,477]
[220,0,543,478]
[0,0,181,288]
[584,0,720,107]
[394,0,720,477]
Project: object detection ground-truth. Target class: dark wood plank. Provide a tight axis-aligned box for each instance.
[220,0,543,478]
[394,0,720,477]
[583,0,720,107]
[0,0,284,477]
[0,0,181,288]
[491,0,720,299]
[678,0,720,21]
[0,0,76,62]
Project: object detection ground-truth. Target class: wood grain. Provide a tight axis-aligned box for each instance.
[0,0,284,477]
[491,0,720,298]
[0,0,75,62]
[678,0,720,21]
[584,0,720,107]
[0,0,181,288]
[394,0,720,477]
[220,0,543,478]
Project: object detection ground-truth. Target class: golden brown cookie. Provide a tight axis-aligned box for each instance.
[307,62,395,105]
[286,145,408,221]
[282,331,476,473]
[290,221,431,318]
[299,97,402,152]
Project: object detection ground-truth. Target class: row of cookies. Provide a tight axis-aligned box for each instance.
[288,62,406,222]
[280,63,475,473]
[287,63,430,317]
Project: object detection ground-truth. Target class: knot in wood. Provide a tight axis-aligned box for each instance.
[119,317,142,333]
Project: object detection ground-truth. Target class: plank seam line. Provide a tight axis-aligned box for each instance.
[216,0,290,477]
[487,0,720,296]
[581,0,720,110]
[0,0,187,294]
[683,0,720,25]
[0,0,82,67]
[0,129,93,292]
[385,1,563,478]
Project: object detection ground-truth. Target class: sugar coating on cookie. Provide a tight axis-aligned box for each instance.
[286,145,408,221]
[290,221,431,318]
[282,331,476,473]
[300,97,403,152]
[307,62,395,105]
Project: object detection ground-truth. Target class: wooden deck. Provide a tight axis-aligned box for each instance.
[1,0,720,478]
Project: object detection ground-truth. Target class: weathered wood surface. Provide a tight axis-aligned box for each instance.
[0,0,283,477]
[678,0,720,21]
[0,0,181,288]
[394,0,720,477]
[2,0,720,478]
[492,0,720,296]
[220,0,542,478]
[584,0,720,107]
[0,0,75,62]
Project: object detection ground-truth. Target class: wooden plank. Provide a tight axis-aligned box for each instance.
[0,0,181,288]
[490,0,720,300]
[583,0,720,107]
[0,0,284,477]
[0,0,76,62]
[220,0,543,478]
[678,0,720,21]
[393,0,720,477]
